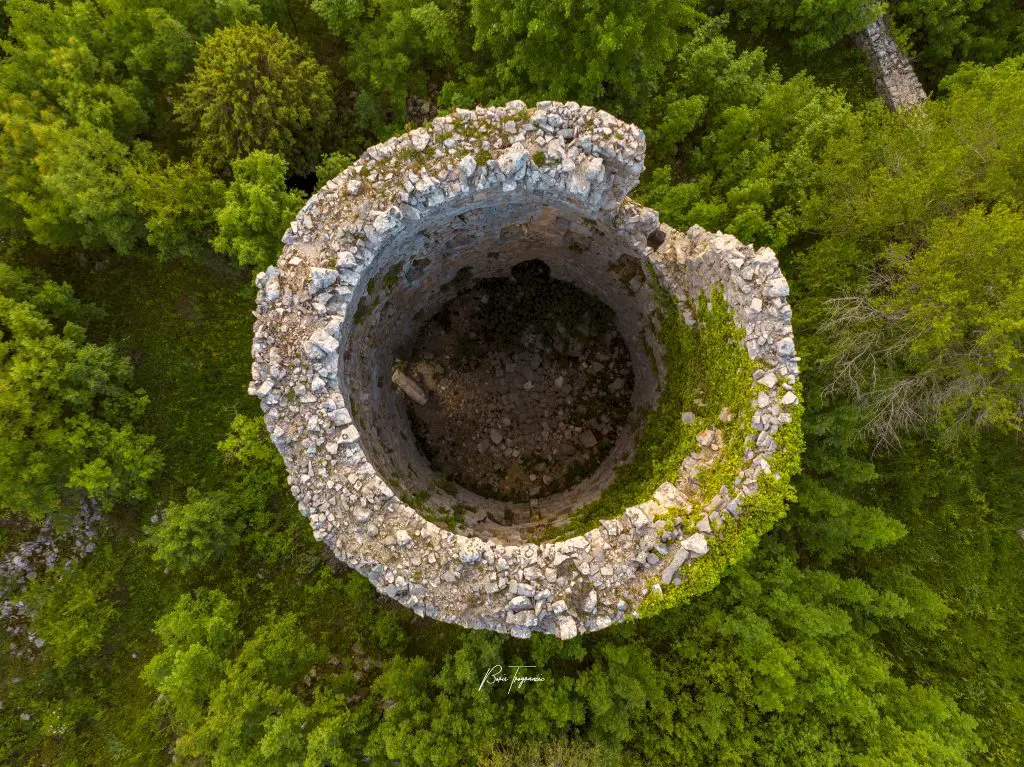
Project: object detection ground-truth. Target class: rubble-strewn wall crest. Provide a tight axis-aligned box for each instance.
[250,101,800,638]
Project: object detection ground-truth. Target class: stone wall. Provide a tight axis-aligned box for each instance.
[344,196,665,542]
[249,101,800,638]
[855,15,928,110]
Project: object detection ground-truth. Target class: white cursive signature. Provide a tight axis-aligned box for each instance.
[478,664,546,694]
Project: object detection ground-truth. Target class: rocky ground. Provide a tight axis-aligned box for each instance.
[404,261,634,503]
[1,499,103,663]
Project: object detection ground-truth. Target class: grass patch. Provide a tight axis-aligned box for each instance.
[403,489,466,529]
[6,251,261,763]
[689,298,759,507]
[20,252,258,497]
[639,398,803,616]
[546,279,753,540]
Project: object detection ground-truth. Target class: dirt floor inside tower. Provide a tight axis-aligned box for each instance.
[402,259,635,508]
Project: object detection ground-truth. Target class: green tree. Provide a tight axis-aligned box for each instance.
[483,738,635,767]
[639,23,857,249]
[627,547,978,765]
[24,543,119,671]
[861,435,1024,764]
[10,119,145,255]
[315,150,356,190]
[128,146,227,261]
[890,0,1024,86]
[145,413,294,575]
[145,595,368,765]
[779,346,1024,764]
[0,263,162,523]
[469,0,702,123]
[214,413,290,508]
[366,536,980,764]
[801,57,1024,445]
[147,489,244,573]
[0,0,197,242]
[142,590,244,728]
[173,23,335,175]
[1,4,1022,767]
[0,0,194,140]
[367,631,512,766]
[312,0,470,132]
[213,150,306,269]
[821,204,1024,442]
[722,0,883,55]
[156,0,265,35]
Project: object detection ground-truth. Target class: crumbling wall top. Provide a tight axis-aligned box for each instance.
[249,101,800,638]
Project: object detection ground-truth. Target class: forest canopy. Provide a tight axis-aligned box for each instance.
[1,1,1022,765]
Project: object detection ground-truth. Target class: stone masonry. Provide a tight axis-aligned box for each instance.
[855,14,928,110]
[249,101,799,638]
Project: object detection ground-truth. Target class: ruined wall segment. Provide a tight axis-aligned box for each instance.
[249,101,800,638]
[855,15,928,110]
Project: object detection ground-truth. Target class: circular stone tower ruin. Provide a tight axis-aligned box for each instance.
[249,101,801,639]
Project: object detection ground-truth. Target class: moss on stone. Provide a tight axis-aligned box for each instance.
[638,391,804,618]
[434,476,459,496]
[353,297,369,325]
[544,275,748,540]
[353,295,380,325]
[687,298,758,506]
[608,253,643,291]
[536,267,800,619]
[380,262,403,291]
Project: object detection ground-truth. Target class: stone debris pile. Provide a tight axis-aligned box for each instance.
[404,274,634,507]
[1,499,103,661]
